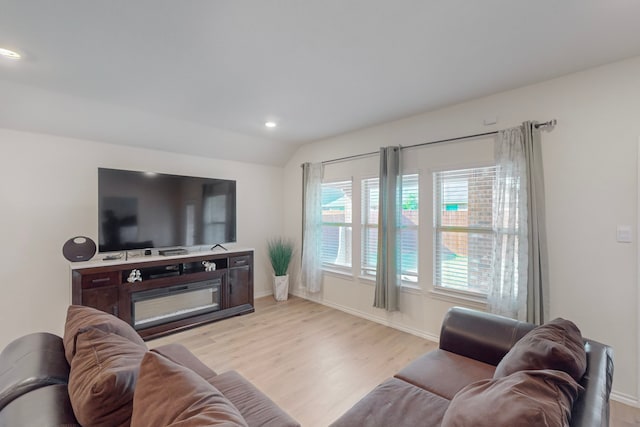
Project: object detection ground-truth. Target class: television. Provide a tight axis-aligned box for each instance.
[98,168,236,253]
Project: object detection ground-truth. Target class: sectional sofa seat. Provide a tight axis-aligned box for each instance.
[331,307,614,427]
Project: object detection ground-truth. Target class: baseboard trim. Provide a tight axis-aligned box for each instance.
[611,391,640,407]
[291,291,438,343]
[254,290,272,299]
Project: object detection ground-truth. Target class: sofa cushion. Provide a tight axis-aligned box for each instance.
[131,352,248,427]
[209,370,300,427]
[441,369,582,427]
[329,377,450,427]
[494,318,587,382]
[68,327,146,427]
[151,343,217,382]
[63,305,146,364]
[394,349,495,400]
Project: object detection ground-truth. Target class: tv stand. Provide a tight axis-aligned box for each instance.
[70,249,254,340]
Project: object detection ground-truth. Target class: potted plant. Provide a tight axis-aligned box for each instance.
[267,238,295,301]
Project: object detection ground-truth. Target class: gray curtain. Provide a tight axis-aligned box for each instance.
[488,127,528,321]
[300,162,324,293]
[373,146,402,311]
[523,122,549,325]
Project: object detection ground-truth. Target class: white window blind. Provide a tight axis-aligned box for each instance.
[361,174,419,282]
[434,167,496,294]
[321,180,353,269]
[361,177,378,278]
[400,174,419,282]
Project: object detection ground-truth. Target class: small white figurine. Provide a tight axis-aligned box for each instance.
[127,269,142,283]
[202,261,216,272]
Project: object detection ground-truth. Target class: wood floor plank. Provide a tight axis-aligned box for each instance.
[611,400,640,427]
[149,295,639,427]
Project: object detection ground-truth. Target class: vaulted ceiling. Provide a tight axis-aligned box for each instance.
[2,1,640,166]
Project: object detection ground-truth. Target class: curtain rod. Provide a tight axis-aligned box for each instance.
[307,119,557,167]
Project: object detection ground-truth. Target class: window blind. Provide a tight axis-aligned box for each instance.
[434,166,496,294]
[400,174,419,282]
[321,180,353,268]
[361,177,378,277]
[361,174,419,281]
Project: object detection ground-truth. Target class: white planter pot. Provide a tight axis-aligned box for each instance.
[273,274,289,301]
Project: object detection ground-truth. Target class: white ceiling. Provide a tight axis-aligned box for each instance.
[2,1,640,166]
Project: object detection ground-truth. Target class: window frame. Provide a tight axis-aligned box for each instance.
[360,175,378,280]
[432,164,497,298]
[320,178,354,273]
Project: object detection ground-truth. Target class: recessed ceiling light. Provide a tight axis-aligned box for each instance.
[0,48,21,60]
[265,121,277,128]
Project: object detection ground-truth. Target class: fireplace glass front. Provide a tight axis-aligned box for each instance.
[131,279,221,330]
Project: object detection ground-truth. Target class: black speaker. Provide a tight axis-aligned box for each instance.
[62,236,97,262]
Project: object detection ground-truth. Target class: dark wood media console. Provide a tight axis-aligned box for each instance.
[71,250,254,340]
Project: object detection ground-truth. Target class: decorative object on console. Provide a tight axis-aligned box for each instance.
[202,261,216,272]
[127,269,142,283]
[267,238,295,302]
[62,236,96,262]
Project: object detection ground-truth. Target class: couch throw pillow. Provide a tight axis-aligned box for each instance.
[494,318,587,382]
[68,326,147,427]
[131,352,248,427]
[441,369,583,427]
[63,304,147,365]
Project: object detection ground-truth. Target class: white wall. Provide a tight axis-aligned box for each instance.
[0,128,283,347]
[283,56,640,403]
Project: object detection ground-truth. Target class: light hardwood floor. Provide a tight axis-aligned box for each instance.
[150,296,639,427]
[611,400,640,427]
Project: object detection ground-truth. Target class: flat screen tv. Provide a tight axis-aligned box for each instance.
[98,168,236,253]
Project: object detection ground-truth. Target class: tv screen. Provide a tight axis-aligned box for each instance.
[98,168,236,252]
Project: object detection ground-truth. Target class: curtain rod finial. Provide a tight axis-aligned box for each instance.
[535,119,557,129]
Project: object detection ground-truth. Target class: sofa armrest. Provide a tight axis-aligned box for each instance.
[0,384,79,427]
[0,333,70,411]
[151,343,217,382]
[570,339,614,427]
[439,307,534,366]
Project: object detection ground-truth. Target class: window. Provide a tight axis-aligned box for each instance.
[400,174,419,282]
[361,174,419,282]
[434,166,496,294]
[361,177,378,278]
[321,180,353,269]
